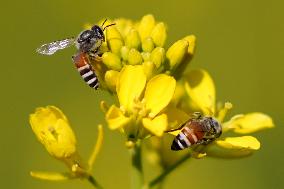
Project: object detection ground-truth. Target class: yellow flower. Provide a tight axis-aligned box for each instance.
[86,14,196,93]
[104,65,176,141]
[29,106,104,188]
[29,106,77,160]
[170,69,274,158]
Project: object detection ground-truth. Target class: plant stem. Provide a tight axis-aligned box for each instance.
[130,141,144,189]
[87,175,104,189]
[148,153,191,188]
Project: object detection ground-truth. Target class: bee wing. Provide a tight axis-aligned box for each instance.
[36,37,76,55]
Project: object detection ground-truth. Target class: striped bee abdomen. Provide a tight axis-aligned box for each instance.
[73,53,99,89]
[171,126,204,151]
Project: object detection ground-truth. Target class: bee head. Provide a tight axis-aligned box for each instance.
[209,117,222,138]
[91,25,105,41]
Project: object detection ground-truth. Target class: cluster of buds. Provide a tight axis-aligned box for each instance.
[85,14,196,93]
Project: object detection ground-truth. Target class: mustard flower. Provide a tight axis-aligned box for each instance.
[84,14,196,93]
[29,106,103,188]
[103,65,176,141]
[169,69,274,158]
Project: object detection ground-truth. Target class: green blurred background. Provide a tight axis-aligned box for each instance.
[1,0,283,188]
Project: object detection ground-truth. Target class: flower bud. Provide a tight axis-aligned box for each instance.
[141,52,151,61]
[29,106,77,160]
[151,22,167,47]
[150,47,166,68]
[106,27,124,55]
[125,29,141,49]
[166,39,189,70]
[104,70,119,92]
[142,61,155,80]
[128,49,143,65]
[142,37,155,52]
[120,46,130,61]
[138,14,156,40]
[183,35,196,55]
[102,52,122,71]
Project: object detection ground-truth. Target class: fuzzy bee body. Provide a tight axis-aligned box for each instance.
[171,116,222,151]
[36,19,115,89]
[73,53,99,89]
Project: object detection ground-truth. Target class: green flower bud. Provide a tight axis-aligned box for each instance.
[128,49,143,65]
[125,29,141,49]
[120,46,130,61]
[166,39,189,70]
[151,22,167,47]
[138,14,156,40]
[102,52,122,71]
[150,47,166,68]
[106,27,124,55]
[142,37,155,52]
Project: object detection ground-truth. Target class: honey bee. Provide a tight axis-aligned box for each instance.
[36,19,115,89]
[171,113,222,151]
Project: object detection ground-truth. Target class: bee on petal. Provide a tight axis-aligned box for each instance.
[171,113,222,151]
[36,19,115,89]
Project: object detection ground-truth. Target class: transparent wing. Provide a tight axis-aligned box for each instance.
[36,37,76,55]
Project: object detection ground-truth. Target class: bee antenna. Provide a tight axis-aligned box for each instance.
[103,23,116,31]
[101,19,108,27]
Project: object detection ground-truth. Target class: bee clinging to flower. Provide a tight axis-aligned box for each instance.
[36,19,115,89]
[171,113,222,151]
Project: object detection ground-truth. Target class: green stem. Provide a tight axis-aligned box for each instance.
[148,153,191,188]
[87,175,104,189]
[130,141,144,189]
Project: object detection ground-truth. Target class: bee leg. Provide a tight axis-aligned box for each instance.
[88,50,102,62]
[192,112,202,119]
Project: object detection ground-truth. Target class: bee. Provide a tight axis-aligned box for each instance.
[171,113,222,151]
[36,19,115,89]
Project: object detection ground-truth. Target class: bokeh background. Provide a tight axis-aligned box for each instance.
[1,0,283,188]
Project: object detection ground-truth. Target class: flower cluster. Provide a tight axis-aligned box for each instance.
[84,14,196,93]
[28,14,274,189]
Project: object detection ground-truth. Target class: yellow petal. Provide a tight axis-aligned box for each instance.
[29,106,77,159]
[144,74,176,117]
[105,105,132,130]
[184,69,216,115]
[30,171,73,181]
[163,106,189,130]
[223,113,274,134]
[206,136,260,158]
[104,70,119,92]
[116,65,146,113]
[142,114,168,137]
